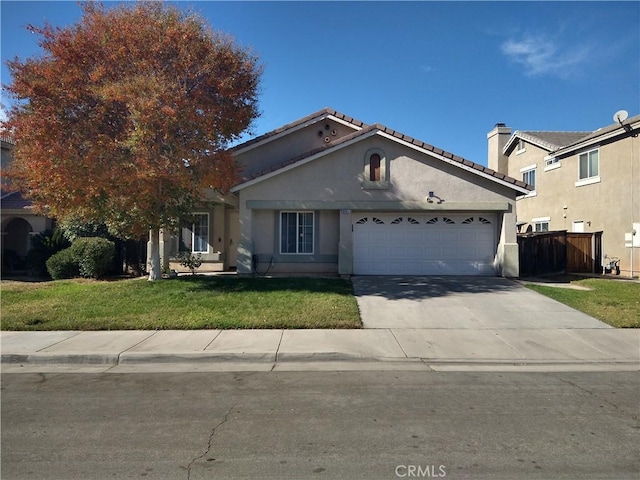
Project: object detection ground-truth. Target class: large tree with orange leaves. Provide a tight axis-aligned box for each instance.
[3,1,261,280]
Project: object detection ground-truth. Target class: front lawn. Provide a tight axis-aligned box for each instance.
[525,278,640,328]
[0,276,362,330]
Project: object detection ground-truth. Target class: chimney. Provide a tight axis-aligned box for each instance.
[487,123,511,174]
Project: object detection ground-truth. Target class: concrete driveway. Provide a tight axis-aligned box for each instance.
[351,276,611,329]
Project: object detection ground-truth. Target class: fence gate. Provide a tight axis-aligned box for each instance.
[517,231,602,277]
[566,232,602,273]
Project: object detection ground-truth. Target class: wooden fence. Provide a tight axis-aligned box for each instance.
[517,231,602,277]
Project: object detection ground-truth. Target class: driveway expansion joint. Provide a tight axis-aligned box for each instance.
[389,329,409,358]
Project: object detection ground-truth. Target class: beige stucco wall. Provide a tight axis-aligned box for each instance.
[242,136,517,204]
[236,134,520,275]
[234,118,359,179]
[505,133,640,276]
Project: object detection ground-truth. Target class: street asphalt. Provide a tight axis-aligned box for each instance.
[1,276,638,373]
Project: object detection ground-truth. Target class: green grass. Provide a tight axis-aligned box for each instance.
[0,276,362,330]
[526,278,640,328]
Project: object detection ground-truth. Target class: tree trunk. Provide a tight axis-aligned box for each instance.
[148,228,162,281]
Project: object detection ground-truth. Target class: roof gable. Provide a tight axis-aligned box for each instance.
[503,113,639,157]
[230,107,366,154]
[232,118,531,194]
[503,130,590,155]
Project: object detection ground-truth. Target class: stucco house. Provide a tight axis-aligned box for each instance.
[487,114,640,277]
[1,136,54,271]
[161,108,531,277]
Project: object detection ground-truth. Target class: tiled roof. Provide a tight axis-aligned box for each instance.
[552,113,640,154]
[0,191,33,210]
[505,113,639,155]
[505,131,590,154]
[237,119,531,192]
[230,107,367,153]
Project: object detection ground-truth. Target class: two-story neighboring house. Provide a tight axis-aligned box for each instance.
[487,114,640,277]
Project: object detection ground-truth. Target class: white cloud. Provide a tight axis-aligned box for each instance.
[501,35,588,78]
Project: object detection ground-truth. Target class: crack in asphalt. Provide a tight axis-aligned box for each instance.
[553,374,640,421]
[186,403,237,480]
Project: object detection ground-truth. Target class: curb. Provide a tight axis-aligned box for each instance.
[119,352,276,364]
[4,352,639,368]
[2,353,121,365]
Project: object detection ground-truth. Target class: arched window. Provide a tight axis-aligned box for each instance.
[362,148,389,189]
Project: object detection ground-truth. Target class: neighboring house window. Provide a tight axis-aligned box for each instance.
[362,148,388,189]
[180,213,209,253]
[520,164,537,197]
[578,149,599,180]
[544,156,561,172]
[281,211,314,254]
[532,216,550,232]
[522,168,536,190]
[534,222,549,232]
[545,158,559,166]
[516,138,526,153]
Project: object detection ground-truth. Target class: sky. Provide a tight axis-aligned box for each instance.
[1,1,639,166]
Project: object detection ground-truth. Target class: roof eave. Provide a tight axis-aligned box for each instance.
[233,127,530,195]
[375,131,531,195]
[552,118,640,157]
[503,131,555,155]
[230,108,366,156]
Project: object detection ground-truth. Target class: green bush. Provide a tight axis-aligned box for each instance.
[27,229,71,276]
[45,237,115,280]
[70,237,115,279]
[46,248,79,280]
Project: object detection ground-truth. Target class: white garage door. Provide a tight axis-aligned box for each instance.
[353,213,496,275]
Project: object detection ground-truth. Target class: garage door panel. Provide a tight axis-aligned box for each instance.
[353,213,496,275]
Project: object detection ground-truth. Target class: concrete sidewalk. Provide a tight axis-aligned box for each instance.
[2,327,639,372]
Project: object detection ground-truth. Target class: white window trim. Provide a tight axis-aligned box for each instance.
[544,162,561,172]
[280,211,314,255]
[520,164,537,197]
[182,212,210,254]
[575,176,601,187]
[577,148,599,183]
[519,164,537,173]
[532,216,551,223]
[532,216,550,232]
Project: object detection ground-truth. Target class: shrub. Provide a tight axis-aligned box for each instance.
[57,217,111,243]
[27,229,71,276]
[176,252,203,275]
[70,237,115,279]
[45,237,116,280]
[46,248,79,280]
